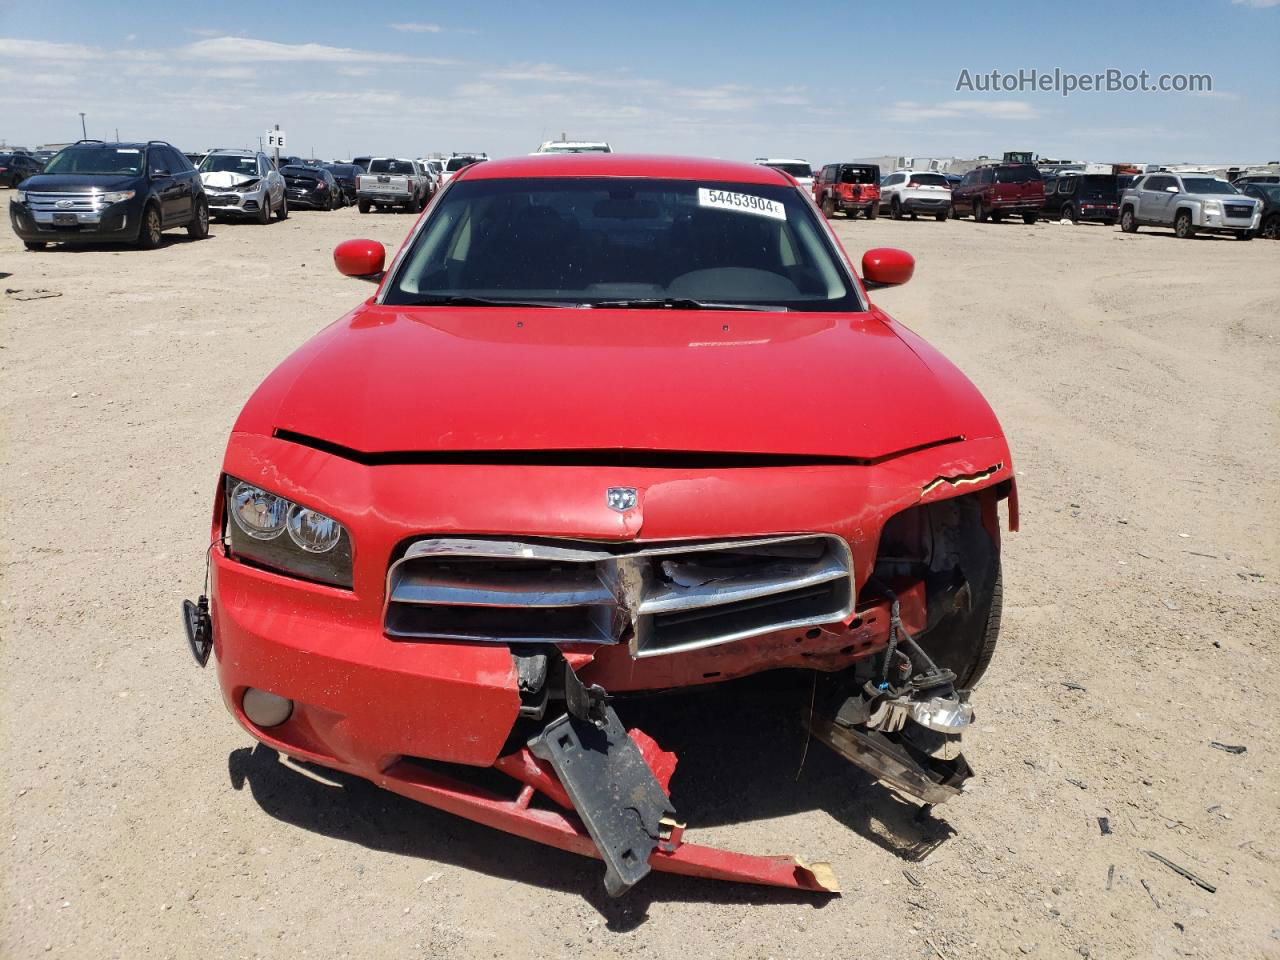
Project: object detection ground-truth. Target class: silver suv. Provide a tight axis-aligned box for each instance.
[198,149,286,223]
[1120,172,1260,240]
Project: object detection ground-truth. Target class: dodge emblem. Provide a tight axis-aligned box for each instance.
[606,487,638,512]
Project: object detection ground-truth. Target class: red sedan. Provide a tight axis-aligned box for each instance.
[185,153,1016,897]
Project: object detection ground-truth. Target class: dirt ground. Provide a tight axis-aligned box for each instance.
[1,194,1277,960]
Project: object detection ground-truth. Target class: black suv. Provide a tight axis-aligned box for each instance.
[1041,173,1120,225]
[8,139,208,250]
[0,152,45,187]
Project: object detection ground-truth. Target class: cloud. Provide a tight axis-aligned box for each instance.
[182,36,453,64]
[884,99,1039,123]
[390,22,443,33]
[0,37,100,59]
[1232,0,1279,7]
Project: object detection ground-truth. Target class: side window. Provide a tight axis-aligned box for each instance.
[258,156,270,177]
[1061,178,1076,195]
[980,168,993,185]
[167,147,192,172]
[148,147,168,175]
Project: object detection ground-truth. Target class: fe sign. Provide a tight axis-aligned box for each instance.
[266,130,288,149]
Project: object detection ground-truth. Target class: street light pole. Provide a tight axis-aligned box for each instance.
[79,112,87,139]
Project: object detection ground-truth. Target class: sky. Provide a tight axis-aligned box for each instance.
[1,0,1277,165]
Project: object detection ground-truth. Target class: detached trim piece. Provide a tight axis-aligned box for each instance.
[273,428,964,469]
[384,534,855,658]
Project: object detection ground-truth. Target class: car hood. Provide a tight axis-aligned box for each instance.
[19,174,139,193]
[201,170,258,189]
[245,305,1003,461]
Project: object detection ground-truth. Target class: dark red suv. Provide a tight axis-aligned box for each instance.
[950,164,1044,223]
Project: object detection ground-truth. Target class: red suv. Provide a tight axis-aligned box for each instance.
[814,163,881,219]
[951,164,1044,223]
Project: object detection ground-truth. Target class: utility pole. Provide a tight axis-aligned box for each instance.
[79,112,87,139]
[114,127,119,141]
[273,123,280,169]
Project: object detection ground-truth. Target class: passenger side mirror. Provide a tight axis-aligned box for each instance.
[1166,185,1179,193]
[152,168,171,178]
[334,238,386,281]
[861,248,915,289]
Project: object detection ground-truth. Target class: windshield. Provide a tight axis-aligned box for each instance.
[384,177,860,312]
[994,165,1041,183]
[200,154,257,175]
[542,144,611,154]
[1250,185,1280,203]
[1181,177,1239,195]
[765,162,812,179]
[41,145,145,176]
[369,158,416,175]
[446,157,483,172]
[906,173,949,187]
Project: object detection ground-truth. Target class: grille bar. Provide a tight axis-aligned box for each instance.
[384,534,854,658]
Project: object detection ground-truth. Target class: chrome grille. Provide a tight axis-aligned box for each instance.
[26,192,105,213]
[384,535,854,658]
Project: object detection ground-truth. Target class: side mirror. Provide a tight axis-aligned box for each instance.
[334,238,386,281]
[1166,185,1179,193]
[861,247,915,289]
[152,169,171,178]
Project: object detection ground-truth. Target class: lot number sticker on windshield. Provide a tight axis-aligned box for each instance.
[698,188,786,221]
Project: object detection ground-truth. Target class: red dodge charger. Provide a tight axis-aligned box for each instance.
[185,153,1017,897]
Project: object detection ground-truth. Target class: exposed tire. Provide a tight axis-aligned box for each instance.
[891,197,902,220]
[821,195,835,219]
[276,195,288,220]
[1174,211,1195,239]
[257,197,271,225]
[358,198,371,214]
[186,199,209,239]
[1262,215,1280,239]
[137,203,162,249]
[959,564,1002,689]
[1022,212,1037,224]
[23,240,46,250]
[1120,207,1138,232]
[974,200,988,223]
[1062,204,1077,223]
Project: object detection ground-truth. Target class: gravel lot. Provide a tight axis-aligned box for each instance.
[2,196,1277,959]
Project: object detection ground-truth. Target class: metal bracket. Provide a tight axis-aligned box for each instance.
[529,708,677,896]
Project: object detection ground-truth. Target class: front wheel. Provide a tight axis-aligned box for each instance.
[186,199,209,239]
[974,200,987,222]
[357,198,371,214]
[1120,208,1138,232]
[1262,215,1280,239]
[137,204,163,249]
[1174,211,1196,239]
[890,197,902,220]
[257,196,271,225]
[276,195,288,220]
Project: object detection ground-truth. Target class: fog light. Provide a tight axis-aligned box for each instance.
[242,688,293,728]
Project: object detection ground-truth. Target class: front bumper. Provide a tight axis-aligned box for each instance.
[9,197,140,243]
[1198,209,1261,232]
[206,188,269,216]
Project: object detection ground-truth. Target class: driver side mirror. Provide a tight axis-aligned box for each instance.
[152,169,171,178]
[1166,185,1179,193]
[334,238,386,281]
[861,247,915,289]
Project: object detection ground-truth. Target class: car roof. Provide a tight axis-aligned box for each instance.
[207,149,257,156]
[463,153,791,185]
[755,157,809,164]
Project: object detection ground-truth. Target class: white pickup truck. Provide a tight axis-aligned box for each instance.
[356,158,431,213]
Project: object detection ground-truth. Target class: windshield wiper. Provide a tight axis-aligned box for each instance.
[591,298,787,312]
[402,295,577,308]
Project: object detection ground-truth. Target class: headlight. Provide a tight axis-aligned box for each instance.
[224,477,353,587]
[100,190,136,204]
[15,190,26,202]
[1203,200,1222,215]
